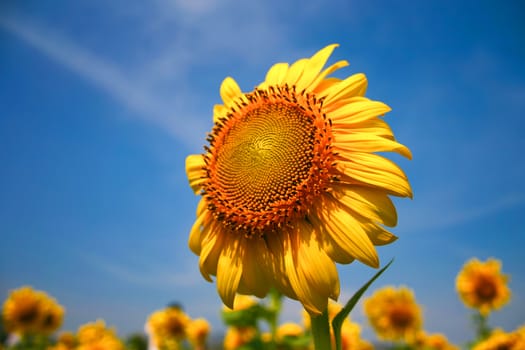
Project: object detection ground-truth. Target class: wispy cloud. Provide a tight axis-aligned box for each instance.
[0,15,211,149]
[0,1,301,151]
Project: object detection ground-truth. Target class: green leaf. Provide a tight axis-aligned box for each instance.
[332,258,394,350]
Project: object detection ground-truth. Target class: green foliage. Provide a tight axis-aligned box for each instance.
[0,318,8,346]
[5,334,52,350]
[222,304,268,328]
[125,333,148,350]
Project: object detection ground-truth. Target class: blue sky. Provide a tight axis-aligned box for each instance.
[1,0,524,344]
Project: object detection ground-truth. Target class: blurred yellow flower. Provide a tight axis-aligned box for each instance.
[2,286,64,335]
[413,331,459,350]
[49,331,77,350]
[39,296,65,335]
[456,258,511,316]
[186,318,211,349]
[146,306,190,349]
[76,336,124,350]
[77,320,112,344]
[472,327,525,350]
[186,43,412,315]
[276,322,304,341]
[339,319,373,350]
[2,286,43,334]
[76,320,124,350]
[363,286,422,342]
[223,326,257,350]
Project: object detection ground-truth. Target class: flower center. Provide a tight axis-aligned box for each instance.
[475,278,497,302]
[166,319,186,338]
[18,305,39,324]
[389,307,415,330]
[204,86,335,236]
[42,312,56,329]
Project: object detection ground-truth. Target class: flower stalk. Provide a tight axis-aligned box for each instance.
[310,309,331,350]
[268,289,282,345]
[472,311,491,341]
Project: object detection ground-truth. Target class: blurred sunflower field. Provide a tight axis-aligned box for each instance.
[2,257,523,350]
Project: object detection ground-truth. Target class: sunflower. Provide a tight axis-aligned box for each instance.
[2,286,64,335]
[39,295,65,335]
[339,319,373,350]
[146,306,190,348]
[186,44,412,314]
[276,322,304,341]
[456,258,511,316]
[186,318,211,349]
[223,326,258,350]
[413,331,459,350]
[2,286,44,334]
[53,331,77,350]
[363,285,422,342]
[76,320,124,350]
[472,327,525,350]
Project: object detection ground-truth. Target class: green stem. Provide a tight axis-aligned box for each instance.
[310,309,331,350]
[474,311,491,341]
[267,288,282,350]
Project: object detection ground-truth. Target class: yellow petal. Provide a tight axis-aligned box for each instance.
[186,154,206,194]
[330,185,398,227]
[295,44,338,92]
[336,152,412,198]
[315,196,379,268]
[333,118,394,139]
[213,104,227,123]
[283,228,335,315]
[321,73,368,103]
[199,227,221,282]
[237,239,271,298]
[220,77,243,105]
[334,132,412,159]
[328,99,391,124]
[189,207,207,254]
[307,213,355,264]
[284,58,308,87]
[296,221,340,300]
[263,62,289,86]
[311,61,349,93]
[312,77,342,95]
[323,96,368,113]
[217,236,244,309]
[361,222,398,246]
[260,233,297,300]
[195,196,208,216]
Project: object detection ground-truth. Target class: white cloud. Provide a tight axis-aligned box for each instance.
[1,15,214,149]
